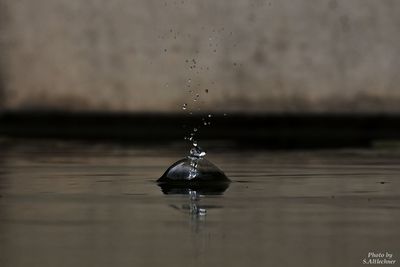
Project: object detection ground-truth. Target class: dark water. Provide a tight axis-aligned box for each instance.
[0,140,399,267]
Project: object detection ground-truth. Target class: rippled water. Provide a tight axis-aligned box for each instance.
[0,140,399,267]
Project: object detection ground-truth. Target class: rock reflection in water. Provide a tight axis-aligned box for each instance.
[161,184,229,234]
[167,189,217,234]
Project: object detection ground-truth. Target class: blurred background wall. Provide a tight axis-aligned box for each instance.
[0,0,399,113]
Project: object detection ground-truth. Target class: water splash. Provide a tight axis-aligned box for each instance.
[189,143,206,158]
[159,27,231,186]
[186,142,206,179]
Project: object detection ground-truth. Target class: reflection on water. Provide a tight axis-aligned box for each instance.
[169,190,209,234]
[0,140,399,267]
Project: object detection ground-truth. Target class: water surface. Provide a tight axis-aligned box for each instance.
[0,140,399,267]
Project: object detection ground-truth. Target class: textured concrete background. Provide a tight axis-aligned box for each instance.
[0,0,399,113]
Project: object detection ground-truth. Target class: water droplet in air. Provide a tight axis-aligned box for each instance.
[208,114,212,118]
[193,128,198,132]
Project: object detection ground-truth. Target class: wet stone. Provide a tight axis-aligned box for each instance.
[157,145,230,194]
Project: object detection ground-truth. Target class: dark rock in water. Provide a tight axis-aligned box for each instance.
[158,158,229,183]
[157,146,231,195]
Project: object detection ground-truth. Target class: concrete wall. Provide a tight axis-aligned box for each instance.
[1,0,400,113]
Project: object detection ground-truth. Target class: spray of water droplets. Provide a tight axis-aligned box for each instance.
[158,25,234,153]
